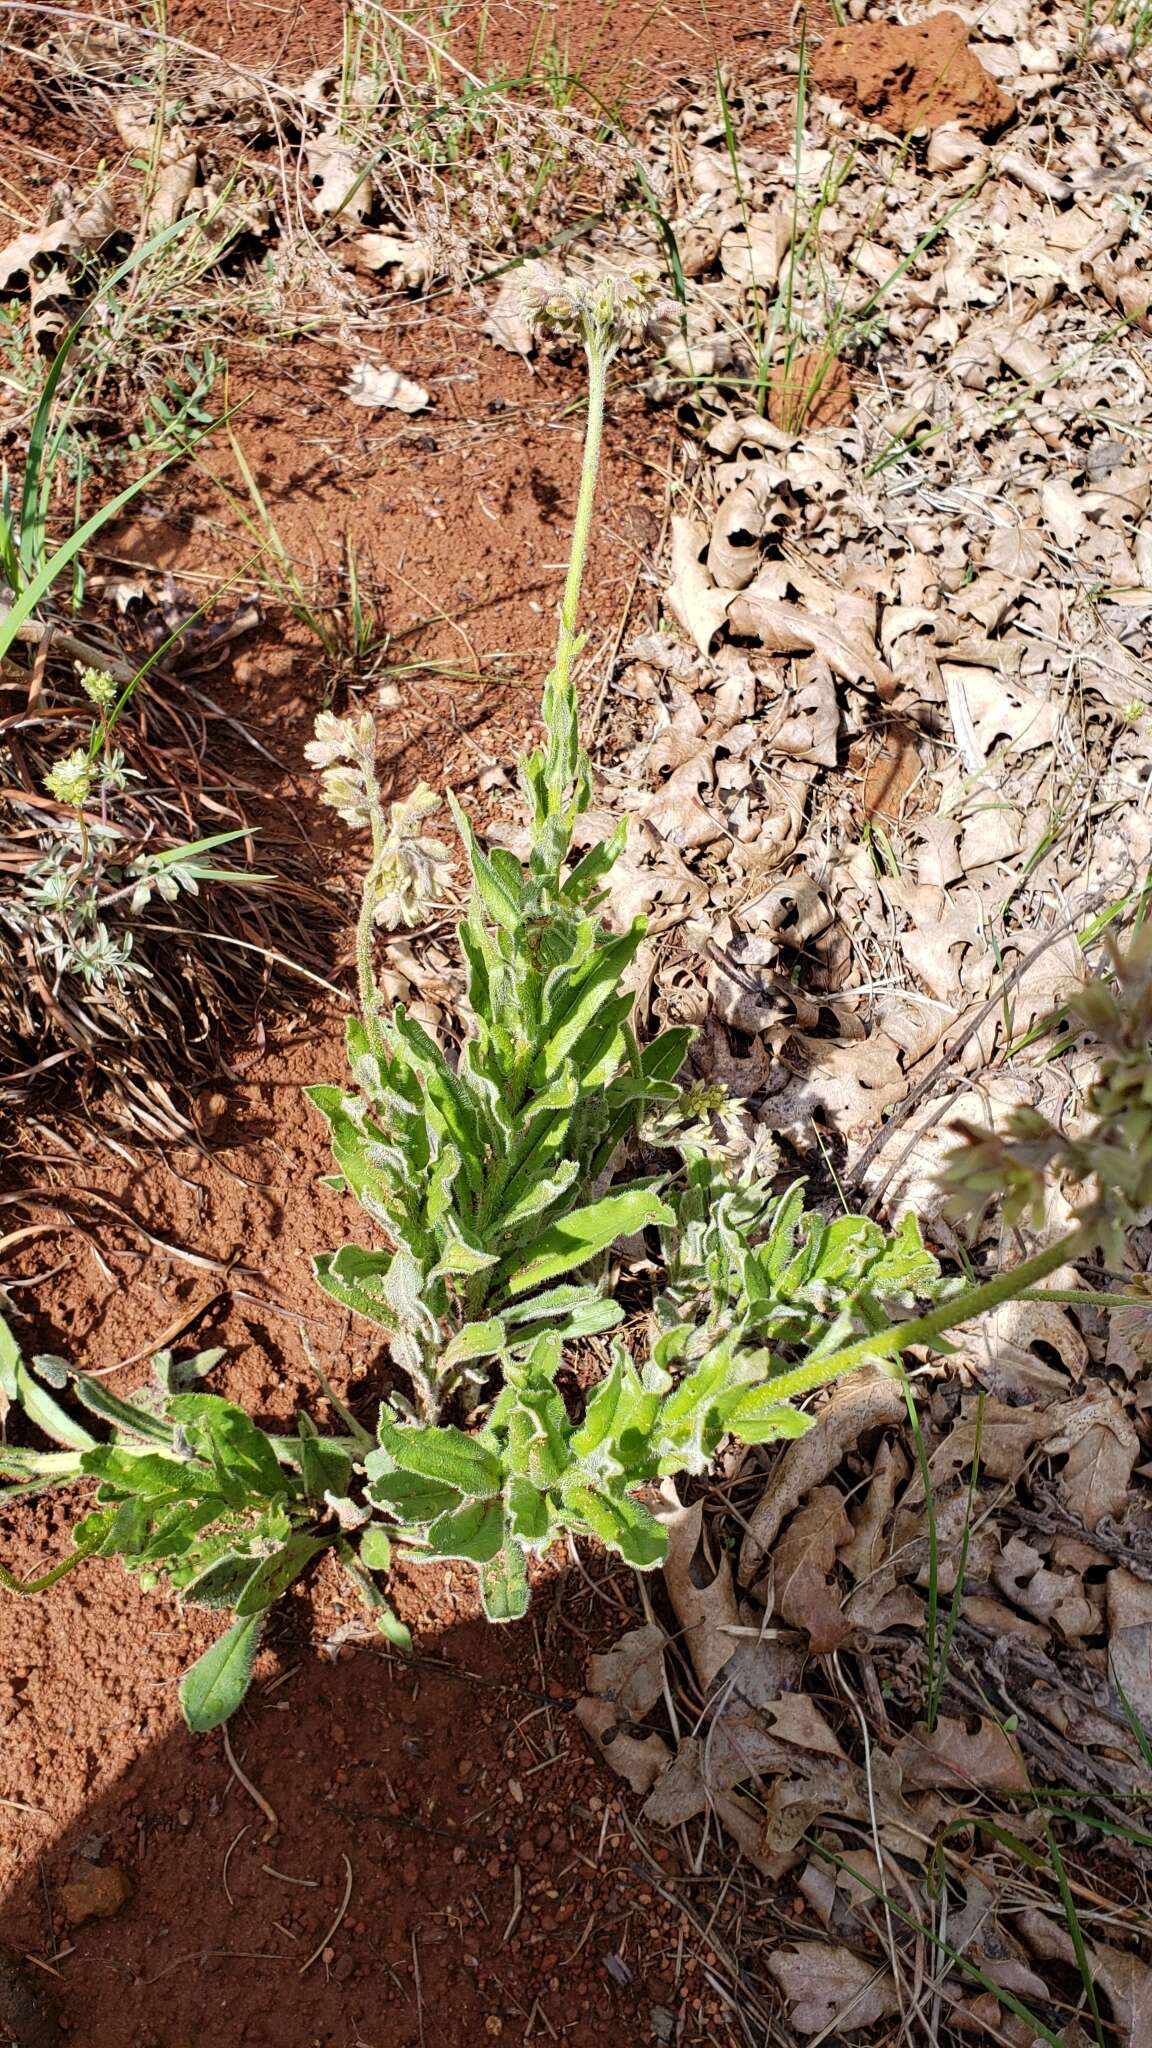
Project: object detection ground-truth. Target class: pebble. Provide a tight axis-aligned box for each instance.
[60,1861,132,1925]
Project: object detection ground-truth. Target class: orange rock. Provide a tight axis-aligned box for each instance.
[766,352,853,433]
[812,13,1014,137]
[60,1861,132,1926]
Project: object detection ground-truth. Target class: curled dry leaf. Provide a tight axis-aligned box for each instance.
[952,1293,1089,1404]
[770,1485,853,1654]
[354,232,434,290]
[761,1033,910,1148]
[306,131,371,221]
[893,1715,1031,1793]
[342,363,430,413]
[1019,1912,1152,2048]
[905,1396,1052,1502]
[767,658,840,767]
[728,582,898,699]
[0,183,116,290]
[719,209,789,289]
[585,1623,668,1719]
[839,1436,910,1582]
[641,1734,711,1824]
[641,1737,795,1876]
[707,472,788,590]
[666,516,730,656]
[992,1535,1097,1639]
[483,259,557,356]
[145,153,199,232]
[766,1944,900,2036]
[1108,1568,1152,1732]
[660,1497,739,1690]
[573,1696,671,1795]
[740,1377,906,1584]
[1047,1387,1139,1528]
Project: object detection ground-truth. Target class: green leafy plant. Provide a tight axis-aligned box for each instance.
[0,1327,407,1732]
[4,272,1149,1730]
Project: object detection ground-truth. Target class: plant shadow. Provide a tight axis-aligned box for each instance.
[0,1554,655,2048]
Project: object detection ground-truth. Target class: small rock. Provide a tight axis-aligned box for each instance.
[60,1863,132,1926]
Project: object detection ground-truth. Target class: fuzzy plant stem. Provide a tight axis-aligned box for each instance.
[765,1223,1097,1405]
[551,332,608,705]
[355,746,392,1059]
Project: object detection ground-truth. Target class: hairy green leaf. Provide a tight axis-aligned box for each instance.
[179,1611,265,1732]
[508,1186,674,1295]
[479,1541,531,1621]
[235,1532,328,1616]
[377,1421,502,1498]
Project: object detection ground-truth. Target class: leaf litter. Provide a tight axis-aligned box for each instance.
[532,3,1152,2035]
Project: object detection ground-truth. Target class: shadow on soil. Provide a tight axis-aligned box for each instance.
[0,1571,656,2048]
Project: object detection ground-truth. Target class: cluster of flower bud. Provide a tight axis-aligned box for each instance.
[305,710,452,927]
[520,266,659,359]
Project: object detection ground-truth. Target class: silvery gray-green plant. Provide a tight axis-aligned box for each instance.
[13,681,265,997]
[4,272,1145,1732]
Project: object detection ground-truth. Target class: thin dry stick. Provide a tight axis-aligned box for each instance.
[411,1928,426,2048]
[501,1862,523,1944]
[830,1650,910,2041]
[299,1854,354,1977]
[86,1290,223,1376]
[221,1824,249,1909]
[222,1725,279,1843]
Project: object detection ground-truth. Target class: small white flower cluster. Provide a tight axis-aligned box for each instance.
[371,782,454,930]
[304,708,378,826]
[78,664,118,711]
[304,710,452,927]
[43,748,95,808]
[521,266,658,356]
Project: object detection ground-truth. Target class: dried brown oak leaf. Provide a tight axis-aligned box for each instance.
[0,184,116,289]
[740,1377,906,1585]
[1020,1912,1152,2048]
[585,1623,668,1719]
[1108,1568,1152,1731]
[992,1535,1097,1639]
[667,516,730,655]
[642,1739,794,1877]
[893,1715,1031,1793]
[573,1697,670,1795]
[729,582,898,699]
[660,1497,739,1689]
[1047,1387,1139,1528]
[839,1437,911,1583]
[766,1944,900,2036]
[770,1485,853,1653]
[761,1034,911,1148]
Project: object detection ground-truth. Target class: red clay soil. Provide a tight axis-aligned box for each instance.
[0,345,693,2036]
[167,0,796,100]
[812,11,1015,137]
[0,5,819,2041]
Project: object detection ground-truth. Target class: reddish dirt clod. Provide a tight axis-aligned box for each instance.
[767,352,854,433]
[812,12,1015,137]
